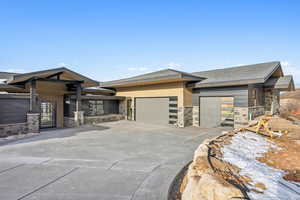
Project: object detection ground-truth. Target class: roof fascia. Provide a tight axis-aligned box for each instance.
[191,78,265,88]
[13,67,98,85]
[101,75,202,87]
[263,62,282,82]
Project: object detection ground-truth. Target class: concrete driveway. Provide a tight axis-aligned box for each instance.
[0,121,227,200]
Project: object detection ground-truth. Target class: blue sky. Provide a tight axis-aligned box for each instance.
[0,0,299,86]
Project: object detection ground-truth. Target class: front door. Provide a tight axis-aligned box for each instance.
[40,101,56,128]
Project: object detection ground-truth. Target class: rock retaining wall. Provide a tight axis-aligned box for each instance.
[182,138,243,200]
[0,123,28,138]
[84,114,125,124]
[0,112,40,138]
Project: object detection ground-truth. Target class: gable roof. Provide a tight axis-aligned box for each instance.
[8,67,99,87]
[0,72,19,83]
[264,75,295,91]
[101,69,204,87]
[191,61,282,88]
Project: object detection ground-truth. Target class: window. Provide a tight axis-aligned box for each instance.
[87,100,104,116]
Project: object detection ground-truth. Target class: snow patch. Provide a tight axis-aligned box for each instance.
[221,131,300,200]
[0,79,7,83]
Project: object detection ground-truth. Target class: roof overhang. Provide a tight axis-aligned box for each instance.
[101,77,204,88]
[8,67,99,88]
[82,87,116,95]
[188,78,265,88]
[264,75,295,91]
[68,94,125,100]
[101,68,205,88]
[189,61,284,89]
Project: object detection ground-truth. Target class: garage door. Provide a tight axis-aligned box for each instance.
[135,98,169,125]
[200,97,234,128]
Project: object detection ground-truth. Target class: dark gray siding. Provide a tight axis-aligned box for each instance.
[0,98,30,124]
[192,86,249,107]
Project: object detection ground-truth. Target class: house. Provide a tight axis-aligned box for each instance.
[0,68,124,137]
[101,61,295,128]
[0,61,295,138]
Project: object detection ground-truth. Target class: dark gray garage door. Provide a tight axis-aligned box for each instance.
[200,97,234,128]
[135,98,169,125]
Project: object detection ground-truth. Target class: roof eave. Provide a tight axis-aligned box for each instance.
[101,76,203,88]
[263,62,282,82]
[10,67,99,85]
[191,78,265,88]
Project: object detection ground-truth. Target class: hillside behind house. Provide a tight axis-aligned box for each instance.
[281,88,300,100]
[280,88,300,119]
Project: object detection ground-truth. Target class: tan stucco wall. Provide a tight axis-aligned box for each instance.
[183,87,193,107]
[115,82,192,107]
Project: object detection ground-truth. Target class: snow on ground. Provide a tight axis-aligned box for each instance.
[221,131,300,200]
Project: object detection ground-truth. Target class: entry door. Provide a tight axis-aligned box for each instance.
[200,97,222,128]
[40,101,56,128]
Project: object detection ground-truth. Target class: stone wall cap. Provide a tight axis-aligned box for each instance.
[27,113,40,115]
[0,122,27,126]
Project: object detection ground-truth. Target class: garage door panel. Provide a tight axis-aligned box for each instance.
[135,98,169,125]
[200,97,221,128]
[200,97,234,128]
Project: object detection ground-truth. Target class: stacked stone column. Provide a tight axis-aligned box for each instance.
[233,107,249,128]
[177,107,193,127]
[74,111,84,127]
[27,113,40,133]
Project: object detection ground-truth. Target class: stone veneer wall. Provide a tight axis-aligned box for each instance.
[177,107,193,127]
[248,106,265,121]
[64,114,125,127]
[265,89,280,115]
[234,107,249,128]
[74,111,84,127]
[27,113,40,133]
[192,106,200,127]
[0,123,28,138]
[0,113,40,138]
[84,114,125,124]
[64,117,76,128]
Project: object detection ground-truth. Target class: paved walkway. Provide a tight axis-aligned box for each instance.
[0,121,228,200]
